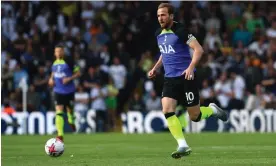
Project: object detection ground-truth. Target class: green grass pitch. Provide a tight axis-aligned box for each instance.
[2,133,276,166]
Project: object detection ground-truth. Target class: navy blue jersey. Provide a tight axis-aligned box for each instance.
[155,22,196,77]
[52,57,80,94]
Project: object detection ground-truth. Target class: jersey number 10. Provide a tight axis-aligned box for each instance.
[185,92,194,102]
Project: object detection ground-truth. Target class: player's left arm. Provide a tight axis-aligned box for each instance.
[63,66,81,84]
[63,57,82,84]
[70,66,81,80]
[188,38,204,69]
[182,35,204,80]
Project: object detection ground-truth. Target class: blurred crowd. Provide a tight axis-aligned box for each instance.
[1,2,276,127]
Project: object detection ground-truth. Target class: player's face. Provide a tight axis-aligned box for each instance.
[54,47,64,59]
[157,7,172,29]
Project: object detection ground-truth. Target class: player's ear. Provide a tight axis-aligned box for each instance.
[170,14,174,19]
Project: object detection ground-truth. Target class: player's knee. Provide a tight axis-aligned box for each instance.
[66,106,73,113]
[55,105,63,110]
[189,112,200,122]
[162,109,174,115]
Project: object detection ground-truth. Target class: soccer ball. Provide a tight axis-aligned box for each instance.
[45,138,64,157]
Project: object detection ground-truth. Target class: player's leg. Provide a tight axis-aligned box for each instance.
[55,105,65,141]
[184,73,228,122]
[54,93,65,141]
[187,103,228,122]
[65,93,76,132]
[66,106,76,132]
[187,104,213,121]
[162,77,192,158]
[162,97,185,146]
[176,105,188,129]
[177,112,187,128]
[162,97,192,159]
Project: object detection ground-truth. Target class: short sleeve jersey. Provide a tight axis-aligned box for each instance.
[155,22,196,77]
[51,57,80,94]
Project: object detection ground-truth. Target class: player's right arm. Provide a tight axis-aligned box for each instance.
[48,72,55,87]
[148,28,163,79]
[148,55,162,79]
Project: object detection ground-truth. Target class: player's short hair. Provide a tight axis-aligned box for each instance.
[55,44,65,49]
[158,3,174,15]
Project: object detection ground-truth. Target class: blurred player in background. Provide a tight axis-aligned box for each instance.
[148,3,228,159]
[48,44,81,141]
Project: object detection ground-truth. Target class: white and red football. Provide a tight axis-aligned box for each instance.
[45,138,64,157]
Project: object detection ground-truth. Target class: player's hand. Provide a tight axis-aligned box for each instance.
[62,77,72,84]
[182,66,194,80]
[148,68,157,79]
[48,78,54,87]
